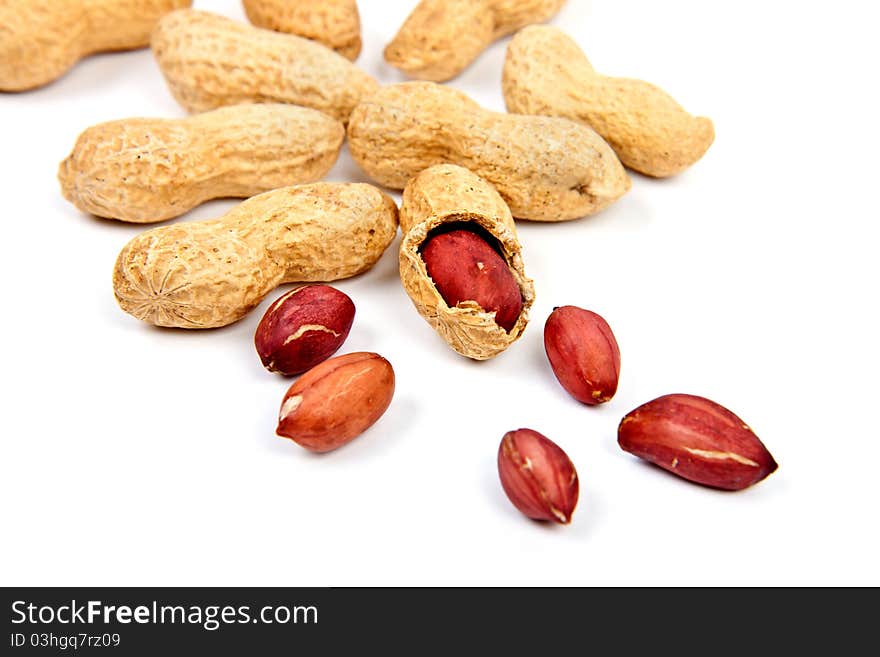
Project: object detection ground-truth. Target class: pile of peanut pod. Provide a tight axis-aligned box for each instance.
[1,0,775,526]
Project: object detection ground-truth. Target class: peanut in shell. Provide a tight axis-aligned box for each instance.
[399,164,535,360]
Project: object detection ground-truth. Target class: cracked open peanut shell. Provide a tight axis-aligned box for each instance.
[398,164,535,360]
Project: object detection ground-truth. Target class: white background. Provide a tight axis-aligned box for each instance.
[1,0,878,586]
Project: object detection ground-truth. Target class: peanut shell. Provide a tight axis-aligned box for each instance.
[348,82,630,222]
[384,0,565,82]
[59,104,344,223]
[243,0,361,60]
[151,9,377,123]
[0,0,191,91]
[113,183,398,329]
[399,164,535,360]
[503,25,715,177]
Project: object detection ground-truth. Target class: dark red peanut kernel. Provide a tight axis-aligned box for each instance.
[618,394,778,491]
[255,284,354,376]
[421,229,522,332]
[544,305,620,404]
[498,428,579,524]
